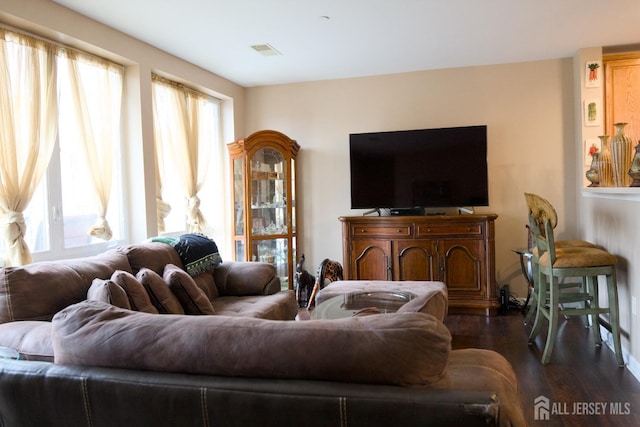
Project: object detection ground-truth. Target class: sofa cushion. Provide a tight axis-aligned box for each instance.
[0,249,131,323]
[397,288,448,320]
[192,272,219,300]
[211,290,298,320]
[163,264,215,315]
[87,279,131,310]
[119,242,183,275]
[0,321,53,361]
[52,301,451,386]
[213,261,277,296]
[136,268,184,314]
[110,270,159,314]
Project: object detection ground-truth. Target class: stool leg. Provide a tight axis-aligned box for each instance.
[587,275,602,346]
[606,270,625,367]
[528,269,547,343]
[541,276,560,365]
[523,290,537,325]
[524,257,538,325]
[580,276,590,328]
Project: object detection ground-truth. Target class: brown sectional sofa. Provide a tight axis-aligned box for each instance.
[0,242,298,361]
[0,242,526,426]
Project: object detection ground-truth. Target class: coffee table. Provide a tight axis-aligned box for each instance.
[312,290,416,320]
[0,347,19,360]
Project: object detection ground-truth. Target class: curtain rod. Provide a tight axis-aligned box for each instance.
[0,24,124,71]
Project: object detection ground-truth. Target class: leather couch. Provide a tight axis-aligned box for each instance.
[0,243,526,426]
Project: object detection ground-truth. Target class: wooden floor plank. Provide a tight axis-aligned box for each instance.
[445,310,640,426]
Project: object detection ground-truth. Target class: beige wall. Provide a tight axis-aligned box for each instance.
[246,59,578,301]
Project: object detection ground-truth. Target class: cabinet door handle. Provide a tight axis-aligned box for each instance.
[385,255,392,281]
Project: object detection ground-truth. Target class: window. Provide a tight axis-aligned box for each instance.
[151,76,225,244]
[0,29,124,265]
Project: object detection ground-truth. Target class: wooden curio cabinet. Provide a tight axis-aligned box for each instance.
[228,130,300,290]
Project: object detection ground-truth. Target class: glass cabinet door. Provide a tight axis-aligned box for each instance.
[250,147,287,237]
[252,238,289,289]
[291,157,296,235]
[250,147,289,289]
[232,157,245,260]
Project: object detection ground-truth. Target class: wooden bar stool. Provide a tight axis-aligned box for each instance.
[527,212,624,367]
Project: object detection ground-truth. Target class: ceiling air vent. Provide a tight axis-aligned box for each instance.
[250,44,281,56]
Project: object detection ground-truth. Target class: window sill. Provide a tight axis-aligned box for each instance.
[582,187,640,201]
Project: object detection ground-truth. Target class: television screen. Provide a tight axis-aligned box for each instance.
[349,125,488,209]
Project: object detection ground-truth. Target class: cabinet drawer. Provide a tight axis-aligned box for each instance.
[352,225,412,238]
[415,223,482,237]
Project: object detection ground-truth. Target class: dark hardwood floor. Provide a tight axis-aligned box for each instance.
[445,309,640,426]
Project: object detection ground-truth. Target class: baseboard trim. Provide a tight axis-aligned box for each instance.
[599,324,639,378]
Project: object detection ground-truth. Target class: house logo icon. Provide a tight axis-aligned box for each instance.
[534,395,550,420]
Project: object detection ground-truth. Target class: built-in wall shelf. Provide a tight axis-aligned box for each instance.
[582,187,640,201]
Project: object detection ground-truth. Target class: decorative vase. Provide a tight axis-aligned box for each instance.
[586,152,600,187]
[597,135,614,187]
[610,122,634,187]
[628,140,640,187]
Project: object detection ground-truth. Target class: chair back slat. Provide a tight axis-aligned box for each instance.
[527,213,556,267]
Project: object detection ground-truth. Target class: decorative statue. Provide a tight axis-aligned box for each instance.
[295,254,315,308]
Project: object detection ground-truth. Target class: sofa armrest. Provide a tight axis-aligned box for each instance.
[212,261,281,296]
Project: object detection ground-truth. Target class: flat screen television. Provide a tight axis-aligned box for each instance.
[349,125,489,210]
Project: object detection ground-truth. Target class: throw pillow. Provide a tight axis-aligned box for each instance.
[136,268,185,314]
[171,233,222,277]
[87,279,131,310]
[110,270,159,314]
[163,264,215,315]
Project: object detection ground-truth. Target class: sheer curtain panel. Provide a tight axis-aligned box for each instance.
[0,30,58,266]
[152,77,212,234]
[61,50,123,241]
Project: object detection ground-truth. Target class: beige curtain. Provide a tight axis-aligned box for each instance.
[0,30,58,266]
[151,98,171,233]
[64,51,122,240]
[152,78,210,233]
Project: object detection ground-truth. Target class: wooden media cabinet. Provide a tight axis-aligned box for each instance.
[339,214,500,316]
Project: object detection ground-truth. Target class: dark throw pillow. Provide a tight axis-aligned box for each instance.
[172,233,222,277]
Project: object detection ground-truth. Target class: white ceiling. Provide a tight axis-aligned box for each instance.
[53,0,640,87]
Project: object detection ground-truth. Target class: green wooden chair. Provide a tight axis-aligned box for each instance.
[526,208,624,366]
[523,193,597,325]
